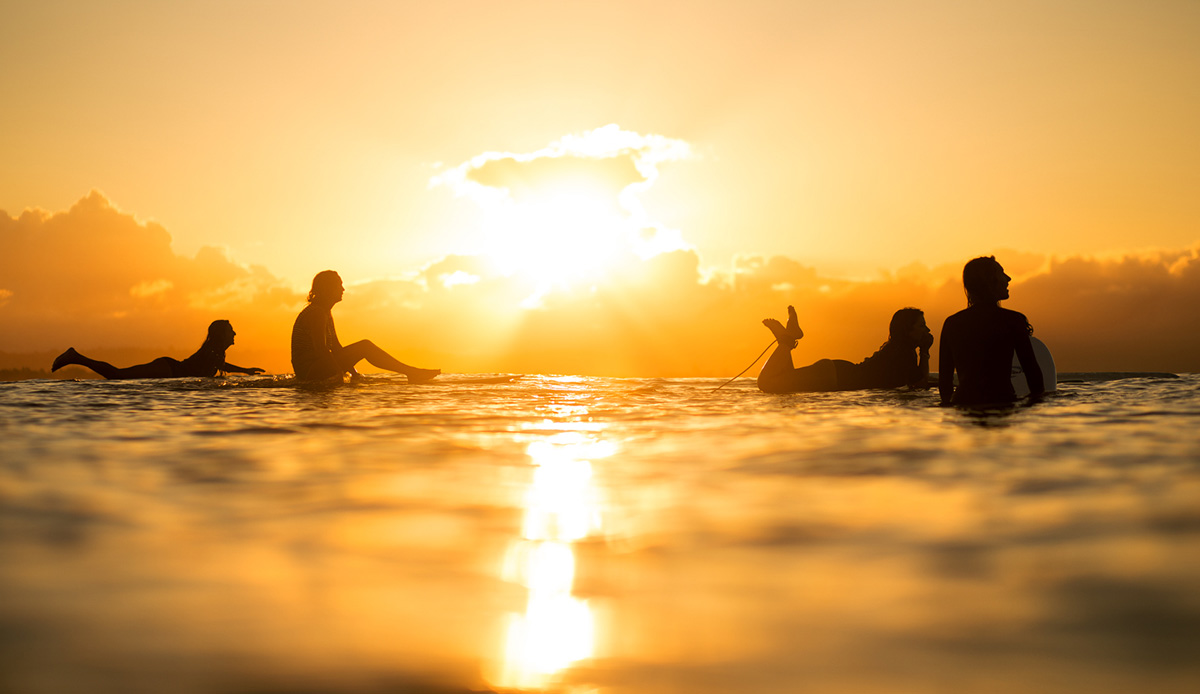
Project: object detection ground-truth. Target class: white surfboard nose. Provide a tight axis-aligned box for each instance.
[1012,337,1057,397]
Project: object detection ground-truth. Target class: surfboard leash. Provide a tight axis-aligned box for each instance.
[712,339,777,392]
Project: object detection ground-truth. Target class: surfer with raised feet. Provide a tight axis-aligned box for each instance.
[757,305,931,393]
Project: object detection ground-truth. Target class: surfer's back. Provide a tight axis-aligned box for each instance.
[940,304,1029,405]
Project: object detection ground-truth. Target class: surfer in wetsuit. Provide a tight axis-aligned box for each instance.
[50,320,264,379]
[938,256,1044,406]
[757,306,933,393]
[290,270,440,383]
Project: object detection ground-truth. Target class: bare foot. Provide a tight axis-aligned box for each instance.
[785,305,804,340]
[762,319,801,350]
[407,368,440,384]
[51,348,79,372]
[763,306,804,344]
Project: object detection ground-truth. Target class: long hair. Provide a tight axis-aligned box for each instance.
[879,307,924,351]
[962,255,1001,306]
[199,319,233,358]
[308,270,341,303]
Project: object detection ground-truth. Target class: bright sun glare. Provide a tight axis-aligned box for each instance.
[483,183,629,293]
[435,125,693,307]
[489,433,610,690]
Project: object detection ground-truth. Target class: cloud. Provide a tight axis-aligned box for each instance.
[431,125,694,276]
[3,192,1199,376]
[329,244,1200,376]
[1017,249,1200,370]
[0,191,299,369]
[129,279,174,298]
[465,154,645,203]
[433,124,691,201]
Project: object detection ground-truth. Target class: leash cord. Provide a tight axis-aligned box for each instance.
[712,340,777,392]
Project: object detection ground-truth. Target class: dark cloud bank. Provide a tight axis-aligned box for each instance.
[3,192,1198,376]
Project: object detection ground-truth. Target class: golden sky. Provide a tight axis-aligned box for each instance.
[2,1,1199,374]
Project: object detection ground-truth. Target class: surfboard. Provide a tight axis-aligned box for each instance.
[430,375,523,385]
[1012,336,1056,397]
[293,374,522,386]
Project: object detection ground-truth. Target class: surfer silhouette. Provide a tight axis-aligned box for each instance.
[938,256,1044,406]
[51,320,264,379]
[291,270,440,383]
[757,306,932,393]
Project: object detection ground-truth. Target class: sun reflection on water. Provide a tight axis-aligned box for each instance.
[490,432,611,690]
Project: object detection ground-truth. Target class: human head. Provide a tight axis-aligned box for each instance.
[888,307,926,346]
[308,270,344,305]
[962,256,1010,306]
[206,319,235,347]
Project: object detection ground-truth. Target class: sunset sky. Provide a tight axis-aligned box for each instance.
[3,1,1199,375]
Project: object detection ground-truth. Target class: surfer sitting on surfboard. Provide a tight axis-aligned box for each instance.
[757,306,933,393]
[938,256,1044,406]
[291,270,440,383]
[51,320,264,379]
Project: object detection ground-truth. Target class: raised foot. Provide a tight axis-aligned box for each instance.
[786,305,803,339]
[763,310,804,343]
[51,347,79,372]
[407,368,441,384]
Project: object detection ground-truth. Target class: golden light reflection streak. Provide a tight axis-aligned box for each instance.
[491,432,614,690]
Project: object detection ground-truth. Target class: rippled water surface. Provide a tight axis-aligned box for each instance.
[2,374,1199,693]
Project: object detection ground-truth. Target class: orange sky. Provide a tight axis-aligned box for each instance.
[2,1,1199,374]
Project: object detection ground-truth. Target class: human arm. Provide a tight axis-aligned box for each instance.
[292,308,335,362]
[937,319,955,405]
[911,347,931,389]
[223,361,265,375]
[909,328,934,389]
[325,316,360,378]
[293,308,351,378]
[1013,318,1044,399]
[302,308,356,377]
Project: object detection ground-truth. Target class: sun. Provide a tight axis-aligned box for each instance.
[432,125,696,306]
[481,181,633,293]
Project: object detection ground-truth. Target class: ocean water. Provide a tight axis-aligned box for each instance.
[1,373,1198,694]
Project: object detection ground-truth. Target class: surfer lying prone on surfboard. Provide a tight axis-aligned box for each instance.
[51,320,264,379]
[938,256,1045,407]
[291,270,440,383]
[757,306,932,393]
